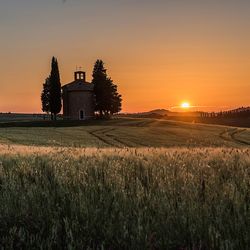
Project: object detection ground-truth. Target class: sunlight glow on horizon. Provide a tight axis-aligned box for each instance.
[181,102,190,109]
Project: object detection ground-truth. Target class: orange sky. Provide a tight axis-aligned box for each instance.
[0,0,249,113]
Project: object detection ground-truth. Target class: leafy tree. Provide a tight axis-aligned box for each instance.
[92,60,107,117]
[92,60,122,118]
[109,79,122,114]
[41,77,50,114]
[49,57,62,120]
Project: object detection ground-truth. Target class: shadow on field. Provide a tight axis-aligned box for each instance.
[0,118,157,128]
[0,120,108,128]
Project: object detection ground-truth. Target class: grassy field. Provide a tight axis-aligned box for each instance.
[0,117,249,147]
[0,118,249,249]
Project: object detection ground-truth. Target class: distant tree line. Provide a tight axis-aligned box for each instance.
[41,57,122,120]
[200,107,250,119]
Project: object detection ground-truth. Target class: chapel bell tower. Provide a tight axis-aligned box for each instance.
[74,70,86,82]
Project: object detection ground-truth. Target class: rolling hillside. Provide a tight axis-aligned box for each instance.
[0,118,249,148]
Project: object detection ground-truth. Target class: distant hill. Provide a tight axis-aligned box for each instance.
[118,106,250,127]
[147,109,170,116]
[118,109,170,119]
[119,109,201,119]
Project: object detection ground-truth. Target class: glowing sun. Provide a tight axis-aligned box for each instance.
[181,102,190,109]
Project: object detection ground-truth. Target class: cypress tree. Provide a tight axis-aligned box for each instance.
[49,57,62,120]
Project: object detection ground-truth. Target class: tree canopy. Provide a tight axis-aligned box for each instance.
[92,60,122,118]
[41,77,50,114]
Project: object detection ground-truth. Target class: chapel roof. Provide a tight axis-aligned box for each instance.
[62,79,94,92]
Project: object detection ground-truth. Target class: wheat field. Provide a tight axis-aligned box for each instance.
[0,145,249,249]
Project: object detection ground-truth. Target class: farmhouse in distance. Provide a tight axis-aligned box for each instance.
[62,70,95,120]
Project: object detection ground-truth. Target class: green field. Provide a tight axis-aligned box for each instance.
[0,118,249,249]
[0,118,249,147]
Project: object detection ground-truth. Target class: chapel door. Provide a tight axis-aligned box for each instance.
[79,110,85,120]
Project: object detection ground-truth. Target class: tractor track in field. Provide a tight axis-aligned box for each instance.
[89,128,118,147]
[230,129,250,146]
[219,128,236,142]
[52,124,153,147]
[107,134,133,147]
[89,127,144,147]
[89,128,131,147]
[219,128,250,146]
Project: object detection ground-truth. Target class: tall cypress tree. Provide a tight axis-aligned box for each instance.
[49,57,62,120]
[92,60,122,118]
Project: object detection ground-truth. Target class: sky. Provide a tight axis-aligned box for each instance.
[0,0,249,113]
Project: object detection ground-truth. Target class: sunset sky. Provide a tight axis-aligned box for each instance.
[0,0,250,113]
